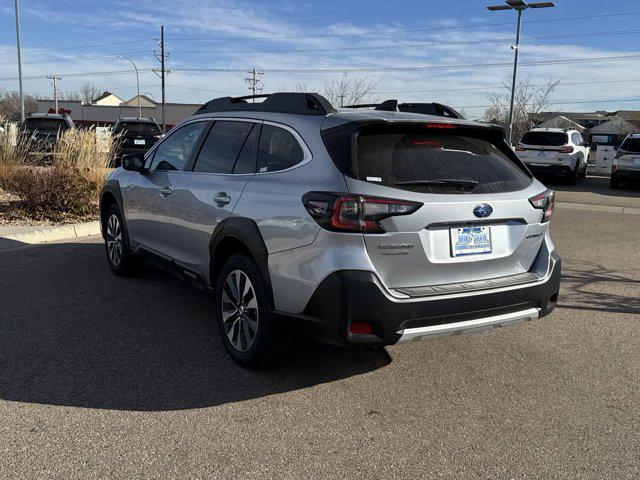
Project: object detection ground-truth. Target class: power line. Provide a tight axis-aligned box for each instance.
[0,51,152,67]
[455,98,640,110]
[169,28,640,57]
[0,38,154,58]
[372,78,640,95]
[168,53,640,75]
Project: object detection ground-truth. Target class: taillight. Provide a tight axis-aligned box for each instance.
[611,162,618,173]
[529,189,555,223]
[302,192,422,233]
[515,145,526,151]
[558,146,574,153]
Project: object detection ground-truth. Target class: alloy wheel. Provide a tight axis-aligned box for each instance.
[106,214,123,266]
[221,270,259,352]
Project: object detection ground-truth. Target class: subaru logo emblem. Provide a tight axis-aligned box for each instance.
[473,204,493,218]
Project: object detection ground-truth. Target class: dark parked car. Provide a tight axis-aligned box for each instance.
[20,113,75,158]
[111,117,163,166]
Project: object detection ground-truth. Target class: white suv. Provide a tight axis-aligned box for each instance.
[516,128,589,184]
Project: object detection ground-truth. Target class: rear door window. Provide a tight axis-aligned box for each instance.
[257,125,304,173]
[520,131,568,146]
[355,127,531,194]
[193,121,255,174]
[24,119,68,131]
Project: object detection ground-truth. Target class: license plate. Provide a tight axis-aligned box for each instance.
[450,226,492,257]
[537,150,547,158]
[134,139,145,145]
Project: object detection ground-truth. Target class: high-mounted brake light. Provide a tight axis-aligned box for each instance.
[302,192,422,233]
[423,122,457,129]
[529,189,555,223]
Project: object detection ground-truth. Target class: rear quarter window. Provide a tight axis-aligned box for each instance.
[356,130,530,194]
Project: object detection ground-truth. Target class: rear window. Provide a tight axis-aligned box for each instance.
[520,131,568,146]
[619,137,640,153]
[354,127,531,194]
[116,122,161,136]
[24,119,68,131]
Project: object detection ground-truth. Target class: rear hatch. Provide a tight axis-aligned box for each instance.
[22,118,69,150]
[114,121,162,150]
[615,136,640,172]
[516,130,571,165]
[323,121,549,291]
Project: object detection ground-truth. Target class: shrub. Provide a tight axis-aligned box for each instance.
[1,127,114,221]
[8,165,98,219]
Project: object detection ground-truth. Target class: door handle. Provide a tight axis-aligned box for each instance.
[214,191,231,206]
[160,186,173,196]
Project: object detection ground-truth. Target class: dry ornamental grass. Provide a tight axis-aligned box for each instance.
[0,125,114,223]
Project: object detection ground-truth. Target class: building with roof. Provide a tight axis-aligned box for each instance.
[91,91,124,106]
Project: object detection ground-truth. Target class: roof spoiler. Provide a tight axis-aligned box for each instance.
[196,93,337,116]
[343,100,465,119]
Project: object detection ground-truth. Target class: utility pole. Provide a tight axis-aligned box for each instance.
[338,94,346,107]
[245,68,263,102]
[48,75,61,113]
[154,25,168,132]
[14,0,25,122]
[487,0,555,144]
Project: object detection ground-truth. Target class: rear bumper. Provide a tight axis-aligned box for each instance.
[525,163,573,176]
[612,169,640,182]
[275,251,561,347]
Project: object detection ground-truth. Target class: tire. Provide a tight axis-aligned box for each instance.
[610,176,620,189]
[215,253,289,369]
[567,163,579,185]
[103,203,138,276]
[579,158,588,178]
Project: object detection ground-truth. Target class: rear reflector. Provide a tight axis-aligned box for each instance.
[558,146,574,153]
[349,322,373,335]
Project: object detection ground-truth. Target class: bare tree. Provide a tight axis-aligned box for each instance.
[0,89,38,120]
[79,82,100,103]
[484,77,560,144]
[323,73,382,107]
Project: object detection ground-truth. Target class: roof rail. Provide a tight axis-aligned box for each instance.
[195,92,337,116]
[343,100,465,119]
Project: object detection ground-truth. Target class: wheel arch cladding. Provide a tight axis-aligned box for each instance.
[99,180,125,239]
[209,217,273,305]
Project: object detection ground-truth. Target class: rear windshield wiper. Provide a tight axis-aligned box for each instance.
[394,179,479,190]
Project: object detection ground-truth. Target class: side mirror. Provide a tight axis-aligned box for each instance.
[122,153,146,173]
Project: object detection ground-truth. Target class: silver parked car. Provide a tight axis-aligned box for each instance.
[611,133,640,188]
[100,93,561,368]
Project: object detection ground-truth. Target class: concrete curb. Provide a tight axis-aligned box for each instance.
[1,221,101,245]
[556,202,640,215]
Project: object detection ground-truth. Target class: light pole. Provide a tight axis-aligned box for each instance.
[487,0,555,144]
[118,55,141,117]
[14,0,25,122]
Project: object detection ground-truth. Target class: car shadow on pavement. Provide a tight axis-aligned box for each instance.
[545,175,640,198]
[559,260,640,315]
[0,241,390,412]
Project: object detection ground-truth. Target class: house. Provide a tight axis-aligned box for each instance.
[120,94,156,109]
[536,115,586,132]
[588,117,637,147]
[91,91,124,106]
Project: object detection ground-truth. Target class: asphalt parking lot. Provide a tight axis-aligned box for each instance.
[1,193,639,479]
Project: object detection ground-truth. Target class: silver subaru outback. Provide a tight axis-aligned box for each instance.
[100,93,561,368]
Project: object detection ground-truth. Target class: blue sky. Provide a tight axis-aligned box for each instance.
[1,0,639,117]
